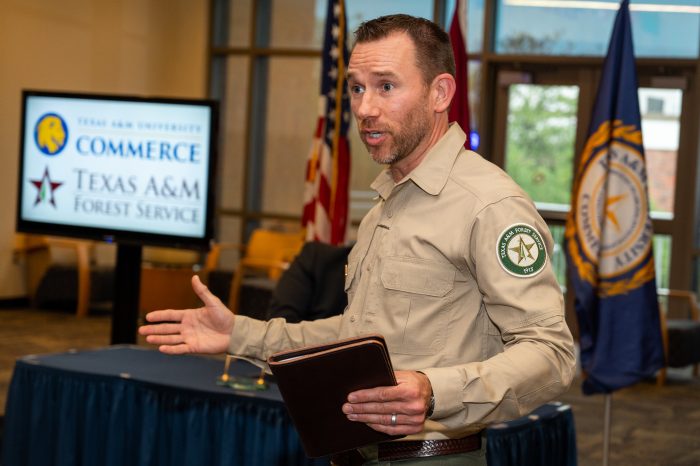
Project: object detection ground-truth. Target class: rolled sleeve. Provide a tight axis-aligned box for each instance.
[420,366,466,420]
[228,314,345,363]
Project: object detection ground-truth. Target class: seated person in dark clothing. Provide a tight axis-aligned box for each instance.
[265,241,352,323]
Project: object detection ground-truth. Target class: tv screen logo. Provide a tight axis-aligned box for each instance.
[29,166,63,208]
[34,113,68,155]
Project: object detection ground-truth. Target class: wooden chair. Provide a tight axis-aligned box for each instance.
[657,289,700,385]
[138,247,204,316]
[205,229,304,315]
[14,235,96,317]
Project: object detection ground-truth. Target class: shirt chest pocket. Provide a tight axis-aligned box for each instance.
[374,257,455,356]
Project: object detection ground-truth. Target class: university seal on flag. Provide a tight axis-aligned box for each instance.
[497,223,547,277]
[568,120,656,296]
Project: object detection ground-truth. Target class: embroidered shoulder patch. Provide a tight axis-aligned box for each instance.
[496,223,547,277]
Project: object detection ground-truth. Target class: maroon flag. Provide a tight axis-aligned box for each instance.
[448,0,471,147]
[302,0,351,245]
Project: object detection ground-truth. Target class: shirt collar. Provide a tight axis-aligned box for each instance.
[370,123,468,200]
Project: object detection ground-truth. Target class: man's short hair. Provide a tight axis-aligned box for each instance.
[353,14,456,85]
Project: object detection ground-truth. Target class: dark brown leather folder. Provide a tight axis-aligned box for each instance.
[268,334,404,458]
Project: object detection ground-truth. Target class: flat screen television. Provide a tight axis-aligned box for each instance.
[16,90,218,250]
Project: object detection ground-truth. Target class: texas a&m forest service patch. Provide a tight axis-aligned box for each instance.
[497,223,547,277]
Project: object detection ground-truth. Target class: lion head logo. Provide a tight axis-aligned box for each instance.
[34,113,68,155]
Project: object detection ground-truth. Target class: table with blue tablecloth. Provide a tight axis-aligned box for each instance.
[487,401,577,466]
[2,345,323,466]
[2,345,576,466]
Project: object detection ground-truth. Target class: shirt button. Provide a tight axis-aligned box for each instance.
[387,209,393,218]
[350,315,356,322]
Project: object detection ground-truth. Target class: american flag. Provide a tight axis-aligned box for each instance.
[301,0,351,245]
[448,0,471,147]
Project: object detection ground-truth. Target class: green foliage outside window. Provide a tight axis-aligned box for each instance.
[505,85,578,206]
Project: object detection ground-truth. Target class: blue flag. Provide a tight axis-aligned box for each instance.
[565,0,664,395]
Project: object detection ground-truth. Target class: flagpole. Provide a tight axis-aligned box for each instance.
[602,393,612,466]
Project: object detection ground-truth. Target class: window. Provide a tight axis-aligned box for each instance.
[495,0,700,57]
[646,97,664,115]
[346,0,433,41]
[641,88,682,219]
[504,84,579,210]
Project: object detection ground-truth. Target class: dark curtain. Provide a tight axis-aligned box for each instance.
[3,362,328,466]
[486,402,577,466]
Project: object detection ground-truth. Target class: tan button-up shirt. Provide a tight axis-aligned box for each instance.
[229,124,575,440]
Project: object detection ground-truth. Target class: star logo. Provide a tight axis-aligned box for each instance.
[509,235,537,265]
[497,224,547,278]
[29,167,63,207]
[603,193,627,232]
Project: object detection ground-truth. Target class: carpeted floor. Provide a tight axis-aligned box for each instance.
[1,307,698,465]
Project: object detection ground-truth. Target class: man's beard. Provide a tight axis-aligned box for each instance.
[361,105,431,166]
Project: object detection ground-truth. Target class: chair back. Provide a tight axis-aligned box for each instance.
[658,289,700,320]
[15,235,96,317]
[656,288,700,384]
[227,229,304,313]
[244,229,305,280]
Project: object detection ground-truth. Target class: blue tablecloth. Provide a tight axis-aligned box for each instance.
[487,402,577,466]
[2,345,325,466]
[2,345,577,466]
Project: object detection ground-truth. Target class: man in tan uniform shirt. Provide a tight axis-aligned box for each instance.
[140,14,575,465]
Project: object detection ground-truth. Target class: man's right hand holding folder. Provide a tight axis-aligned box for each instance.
[342,370,433,435]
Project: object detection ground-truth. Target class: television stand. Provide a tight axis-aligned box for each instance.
[110,243,142,344]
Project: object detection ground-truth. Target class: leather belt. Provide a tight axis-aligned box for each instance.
[330,433,483,465]
[377,433,482,462]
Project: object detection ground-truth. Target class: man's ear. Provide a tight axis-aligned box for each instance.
[431,73,456,113]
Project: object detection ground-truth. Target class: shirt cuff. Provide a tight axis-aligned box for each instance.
[420,366,466,420]
[228,315,268,360]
